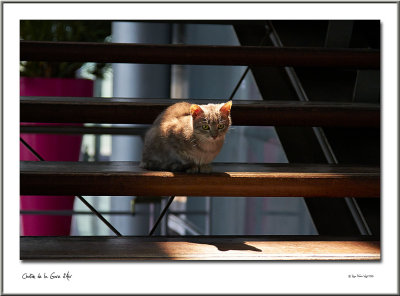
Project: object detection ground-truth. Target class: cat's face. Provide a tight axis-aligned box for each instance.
[190,101,232,141]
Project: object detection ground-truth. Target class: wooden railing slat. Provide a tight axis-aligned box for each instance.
[20,161,380,197]
[20,41,380,68]
[20,236,381,260]
[20,97,380,127]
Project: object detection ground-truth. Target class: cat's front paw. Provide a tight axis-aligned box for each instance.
[186,165,200,173]
[199,164,212,173]
[185,164,212,173]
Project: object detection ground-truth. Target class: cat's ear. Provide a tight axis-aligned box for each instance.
[220,101,232,115]
[190,104,204,118]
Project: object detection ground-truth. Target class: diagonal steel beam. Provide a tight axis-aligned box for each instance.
[233,21,366,235]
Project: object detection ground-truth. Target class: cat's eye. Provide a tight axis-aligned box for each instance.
[202,124,210,130]
[217,124,225,129]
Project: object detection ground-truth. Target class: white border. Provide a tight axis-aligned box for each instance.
[3,2,398,295]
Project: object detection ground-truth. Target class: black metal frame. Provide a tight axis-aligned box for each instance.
[233,20,380,236]
[20,137,122,237]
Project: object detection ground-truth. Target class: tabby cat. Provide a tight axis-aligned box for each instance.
[140,101,232,173]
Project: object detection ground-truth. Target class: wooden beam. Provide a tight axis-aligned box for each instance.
[20,125,149,135]
[20,161,380,198]
[20,41,380,68]
[20,236,380,260]
[20,97,380,127]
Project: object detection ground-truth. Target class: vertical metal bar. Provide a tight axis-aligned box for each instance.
[92,132,102,234]
[160,198,167,235]
[205,196,211,235]
[149,203,155,232]
[171,23,188,99]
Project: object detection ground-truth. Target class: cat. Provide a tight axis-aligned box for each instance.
[140,101,232,173]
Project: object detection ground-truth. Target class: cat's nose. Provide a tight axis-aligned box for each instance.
[212,135,217,139]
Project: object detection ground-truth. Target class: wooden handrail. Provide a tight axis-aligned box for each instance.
[20,97,380,127]
[20,161,380,198]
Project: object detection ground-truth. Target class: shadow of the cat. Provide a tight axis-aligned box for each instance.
[195,240,262,252]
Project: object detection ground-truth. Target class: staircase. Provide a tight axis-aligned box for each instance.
[20,20,380,260]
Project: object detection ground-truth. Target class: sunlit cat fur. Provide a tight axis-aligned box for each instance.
[140,101,232,173]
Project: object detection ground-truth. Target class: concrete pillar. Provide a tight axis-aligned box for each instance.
[110,22,171,235]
